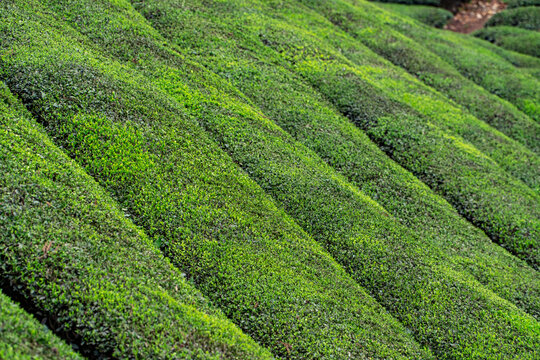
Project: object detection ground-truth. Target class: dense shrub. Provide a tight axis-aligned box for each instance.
[283,3,540,185]
[24,1,540,359]
[375,3,453,27]
[486,6,540,29]
[0,82,271,360]
[504,0,540,8]
[0,2,433,359]
[475,26,540,58]
[138,0,540,269]
[132,0,540,317]
[299,0,540,124]
[470,33,540,73]
[0,290,82,360]
[269,21,539,265]
[2,0,539,359]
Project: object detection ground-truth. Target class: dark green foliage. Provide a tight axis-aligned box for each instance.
[300,0,540,124]
[29,1,540,359]
[0,290,82,360]
[0,2,433,359]
[128,0,540,317]
[1,0,539,359]
[0,81,272,359]
[486,6,540,30]
[271,24,539,266]
[286,1,540,265]
[132,0,540,319]
[470,34,540,74]
[144,0,540,269]
[375,3,453,27]
[504,0,540,8]
[277,3,540,186]
[475,26,540,58]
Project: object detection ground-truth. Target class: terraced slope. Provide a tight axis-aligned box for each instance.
[267,0,540,268]
[17,0,540,358]
[357,0,540,119]
[374,3,453,28]
[486,6,540,30]
[0,290,81,360]
[475,0,540,59]
[474,26,540,59]
[1,0,538,359]
[300,0,540,129]
[0,81,272,359]
[134,0,540,268]
[129,0,540,317]
[0,2,435,358]
[283,6,540,178]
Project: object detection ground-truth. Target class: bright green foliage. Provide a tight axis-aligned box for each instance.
[2,0,540,359]
[146,0,540,268]
[24,0,540,359]
[504,0,540,8]
[0,290,82,360]
[374,3,452,28]
[0,2,435,359]
[474,26,540,58]
[272,26,539,266]
[0,82,272,359]
[277,1,540,266]
[131,0,540,318]
[299,0,540,124]
[362,0,540,118]
[152,0,539,189]
[277,3,540,184]
[486,6,540,30]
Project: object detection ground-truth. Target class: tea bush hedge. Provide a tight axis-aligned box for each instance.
[474,26,540,58]
[0,81,272,359]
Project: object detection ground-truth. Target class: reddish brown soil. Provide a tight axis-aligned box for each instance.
[445,0,507,33]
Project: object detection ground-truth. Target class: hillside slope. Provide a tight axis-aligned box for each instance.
[131,0,540,317]
[0,2,435,358]
[1,0,539,359]
[474,26,540,58]
[128,0,540,268]
[0,81,272,359]
[303,0,540,135]
[339,0,540,121]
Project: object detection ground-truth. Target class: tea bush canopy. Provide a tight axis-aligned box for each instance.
[474,26,540,58]
[1,0,538,359]
[374,3,453,28]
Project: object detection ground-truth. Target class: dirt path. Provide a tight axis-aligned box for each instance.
[445,0,506,33]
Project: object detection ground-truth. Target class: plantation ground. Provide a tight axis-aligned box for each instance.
[1,0,539,359]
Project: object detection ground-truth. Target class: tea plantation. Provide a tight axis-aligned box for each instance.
[0,0,538,359]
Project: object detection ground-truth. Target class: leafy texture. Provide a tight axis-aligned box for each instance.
[301,0,540,124]
[375,3,452,28]
[0,2,433,359]
[0,81,272,359]
[486,6,540,30]
[0,290,82,360]
[23,0,540,359]
[474,26,540,58]
[124,0,540,319]
[294,0,539,267]
[1,0,539,359]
